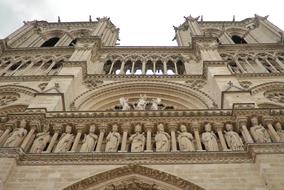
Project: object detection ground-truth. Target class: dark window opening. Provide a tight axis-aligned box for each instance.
[41,37,60,47]
[68,39,77,47]
[231,35,247,44]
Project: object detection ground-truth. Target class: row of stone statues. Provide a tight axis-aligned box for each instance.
[0,117,284,154]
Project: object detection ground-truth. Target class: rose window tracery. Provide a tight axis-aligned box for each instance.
[0,93,20,106]
[264,90,284,103]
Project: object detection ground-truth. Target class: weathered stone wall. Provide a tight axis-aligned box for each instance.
[1,154,283,190]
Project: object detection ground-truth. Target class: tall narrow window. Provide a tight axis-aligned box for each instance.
[145,60,154,75]
[176,60,185,75]
[124,60,132,75]
[103,60,112,74]
[111,60,122,74]
[134,60,142,75]
[155,60,163,75]
[166,60,175,75]
[41,37,60,47]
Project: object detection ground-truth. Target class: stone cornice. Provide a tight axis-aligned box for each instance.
[2,46,74,55]
[0,143,283,165]
[0,75,74,82]
[218,43,284,52]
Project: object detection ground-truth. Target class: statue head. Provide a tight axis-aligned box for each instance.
[65,125,72,134]
[204,123,212,132]
[157,123,164,132]
[89,124,96,133]
[251,117,258,126]
[180,124,187,132]
[134,123,142,133]
[112,124,118,132]
[275,122,282,131]
[225,123,233,131]
[19,119,27,128]
[43,124,50,132]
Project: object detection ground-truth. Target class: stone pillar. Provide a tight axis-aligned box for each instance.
[21,121,38,152]
[45,126,61,153]
[70,124,84,152]
[0,128,12,146]
[237,117,254,143]
[142,61,146,74]
[120,61,125,74]
[120,123,130,152]
[263,118,280,142]
[215,123,228,151]
[144,122,154,152]
[192,122,203,151]
[168,122,178,152]
[95,125,107,152]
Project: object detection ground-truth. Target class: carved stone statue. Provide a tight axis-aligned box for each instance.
[177,124,195,151]
[250,117,271,143]
[30,124,50,153]
[54,125,74,153]
[4,119,27,147]
[119,97,131,111]
[151,98,161,110]
[275,122,284,142]
[105,124,121,152]
[224,123,244,151]
[129,123,145,152]
[201,123,219,151]
[80,125,98,152]
[135,94,147,110]
[155,123,170,152]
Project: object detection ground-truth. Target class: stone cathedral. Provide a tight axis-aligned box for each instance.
[0,14,284,190]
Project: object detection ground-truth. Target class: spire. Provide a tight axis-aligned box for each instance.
[58,16,61,23]
[184,15,200,22]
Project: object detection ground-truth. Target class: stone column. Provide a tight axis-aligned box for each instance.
[263,118,280,142]
[95,125,107,152]
[144,122,154,152]
[215,123,228,151]
[191,122,203,151]
[45,126,61,153]
[21,121,38,152]
[168,122,178,152]
[120,61,125,74]
[142,61,146,74]
[0,128,12,146]
[120,123,130,152]
[70,124,84,152]
[237,117,254,143]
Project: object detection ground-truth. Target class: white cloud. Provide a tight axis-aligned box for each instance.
[0,0,283,46]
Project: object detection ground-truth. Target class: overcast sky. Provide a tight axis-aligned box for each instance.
[0,0,283,46]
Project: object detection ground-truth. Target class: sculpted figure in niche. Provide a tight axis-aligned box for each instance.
[129,123,145,152]
[155,123,170,152]
[54,125,74,153]
[151,98,161,110]
[80,125,98,152]
[201,123,219,151]
[224,123,244,151]
[177,124,195,151]
[105,124,121,152]
[30,124,50,153]
[275,122,284,142]
[135,94,147,110]
[119,97,131,111]
[4,119,27,147]
[250,117,271,143]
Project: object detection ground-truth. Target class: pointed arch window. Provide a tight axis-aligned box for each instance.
[41,37,60,47]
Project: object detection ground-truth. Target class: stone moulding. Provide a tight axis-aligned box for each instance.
[0,143,283,165]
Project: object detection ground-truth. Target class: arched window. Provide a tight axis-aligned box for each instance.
[111,60,122,74]
[103,60,112,74]
[166,60,175,75]
[124,60,132,75]
[231,35,247,44]
[267,57,283,73]
[145,60,154,75]
[258,57,275,73]
[41,60,53,71]
[228,61,241,73]
[176,60,185,75]
[48,60,63,75]
[134,60,142,75]
[41,37,60,47]
[155,60,163,75]
[68,39,77,47]
[8,61,21,71]
[14,61,31,75]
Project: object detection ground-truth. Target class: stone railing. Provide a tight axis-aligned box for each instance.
[0,115,283,154]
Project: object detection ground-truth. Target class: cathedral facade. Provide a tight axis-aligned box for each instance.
[0,15,284,190]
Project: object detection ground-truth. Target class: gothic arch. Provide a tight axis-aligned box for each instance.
[62,165,205,190]
[250,82,284,95]
[74,80,215,111]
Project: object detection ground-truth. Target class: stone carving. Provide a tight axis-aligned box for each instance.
[105,124,121,152]
[224,123,244,151]
[275,122,284,142]
[264,90,284,104]
[102,179,166,190]
[177,124,195,151]
[129,123,145,152]
[201,123,219,151]
[54,125,74,153]
[119,97,131,111]
[30,124,50,153]
[239,81,252,89]
[80,125,98,152]
[151,98,161,110]
[155,123,170,152]
[250,117,271,143]
[135,94,147,110]
[0,93,19,107]
[4,119,27,147]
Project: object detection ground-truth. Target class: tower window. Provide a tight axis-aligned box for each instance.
[41,37,60,47]
[231,35,247,44]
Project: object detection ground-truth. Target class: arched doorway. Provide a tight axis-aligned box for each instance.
[62,165,205,190]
